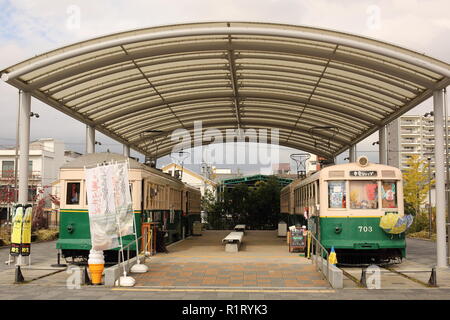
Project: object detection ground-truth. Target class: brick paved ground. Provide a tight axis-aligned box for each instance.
[133,262,327,288]
[132,230,328,288]
[0,232,450,299]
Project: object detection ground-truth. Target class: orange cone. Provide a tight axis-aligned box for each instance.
[88,249,105,285]
[89,264,104,285]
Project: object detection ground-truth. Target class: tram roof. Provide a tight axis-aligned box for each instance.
[2,22,450,158]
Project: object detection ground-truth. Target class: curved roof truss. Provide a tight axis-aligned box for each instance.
[2,22,449,158]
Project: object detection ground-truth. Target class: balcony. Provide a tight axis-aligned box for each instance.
[401,149,420,153]
[400,130,420,136]
[0,170,41,181]
[401,139,419,145]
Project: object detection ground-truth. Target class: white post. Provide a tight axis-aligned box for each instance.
[123,145,130,157]
[18,91,31,205]
[433,89,447,268]
[349,145,356,162]
[86,125,95,154]
[379,126,386,164]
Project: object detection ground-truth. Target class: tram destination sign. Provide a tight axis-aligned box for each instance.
[349,170,377,177]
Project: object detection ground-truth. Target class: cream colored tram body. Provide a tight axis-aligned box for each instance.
[282,156,405,264]
[57,153,201,261]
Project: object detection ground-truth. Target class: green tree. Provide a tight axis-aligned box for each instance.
[247,177,281,229]
[402,155,434,216]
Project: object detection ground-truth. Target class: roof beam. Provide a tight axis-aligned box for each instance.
[286,45,338,143]
[120,45,186,130]
[94,90,381,126]
[227,49,241,129]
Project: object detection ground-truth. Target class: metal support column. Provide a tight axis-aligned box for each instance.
[445,87,450,263]
[85,125,95,154]
[349,145,356,162]
[18,91,31,204]
[379,126,387,164]
[123,145,130,157]
[433,89,448,268]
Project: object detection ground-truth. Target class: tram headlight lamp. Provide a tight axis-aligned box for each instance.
[357,156,369,167]
[67,224,74,233]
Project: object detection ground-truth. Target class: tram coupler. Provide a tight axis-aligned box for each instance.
[428,267,437,287]
[15,265,25,283]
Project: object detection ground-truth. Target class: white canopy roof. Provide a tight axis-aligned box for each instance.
[2,22,449,158]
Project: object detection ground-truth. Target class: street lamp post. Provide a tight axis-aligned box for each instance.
[424,113,435,239]
[13,106,39,205]
[444,87,450,262]
[428,156,433,239]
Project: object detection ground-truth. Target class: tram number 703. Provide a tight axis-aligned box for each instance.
[358,226,373,232]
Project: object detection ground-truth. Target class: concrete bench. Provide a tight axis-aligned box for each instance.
[234,224,246,233]
[222,231,244,253]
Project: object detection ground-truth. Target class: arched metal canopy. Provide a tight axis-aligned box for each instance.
[2,22,450,158]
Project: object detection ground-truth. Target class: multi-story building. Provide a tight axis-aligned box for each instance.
[161,163,217,196]
[386,115,450,172]
[0,138,78,223]
[386,115,450,206]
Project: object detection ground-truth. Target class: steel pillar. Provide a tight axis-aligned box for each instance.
[123,145,130,157]
[18,91,31,204]
[85,125,95,154]
[379,126,387,164]
[433,89,448,268]
[349,145,356,162]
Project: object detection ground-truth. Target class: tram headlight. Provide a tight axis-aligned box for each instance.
[357,156,369,167]
[67,224,74,233]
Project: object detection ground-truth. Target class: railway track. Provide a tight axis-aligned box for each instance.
[340,265,437,289]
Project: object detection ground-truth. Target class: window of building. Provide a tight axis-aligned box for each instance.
[382,181,398,208]
[328,181,346,209]
[2,161,14,177]
[349,180,378,209]
[28,186,37,202]
[66,182,80,205]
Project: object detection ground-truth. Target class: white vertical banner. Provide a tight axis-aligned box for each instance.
[111,162,134,237]
[85,164,119,251]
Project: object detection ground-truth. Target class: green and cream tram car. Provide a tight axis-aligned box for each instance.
[280,156,405,264]
[57,153,201,262]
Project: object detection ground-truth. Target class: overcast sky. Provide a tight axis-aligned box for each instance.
[0,0,449,174]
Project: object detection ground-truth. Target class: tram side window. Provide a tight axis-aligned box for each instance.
[66,182,80,205]
[316,181,320,204]
[382,181,397,208]
[350,180,378,209]
[328,181,346,209]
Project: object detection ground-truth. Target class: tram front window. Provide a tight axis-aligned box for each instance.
[350,180,378,209]
[382,181,398,208]
[328,181,346,208]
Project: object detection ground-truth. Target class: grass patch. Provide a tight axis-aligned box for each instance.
[407,230,436,241]
[33,229,59,242]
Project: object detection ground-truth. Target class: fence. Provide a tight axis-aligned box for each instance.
[308,231,332,286]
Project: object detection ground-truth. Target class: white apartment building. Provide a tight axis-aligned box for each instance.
[161,163,217,196]
[0,138,78,222]
[386,115,450,172]
[386,115,450,207]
